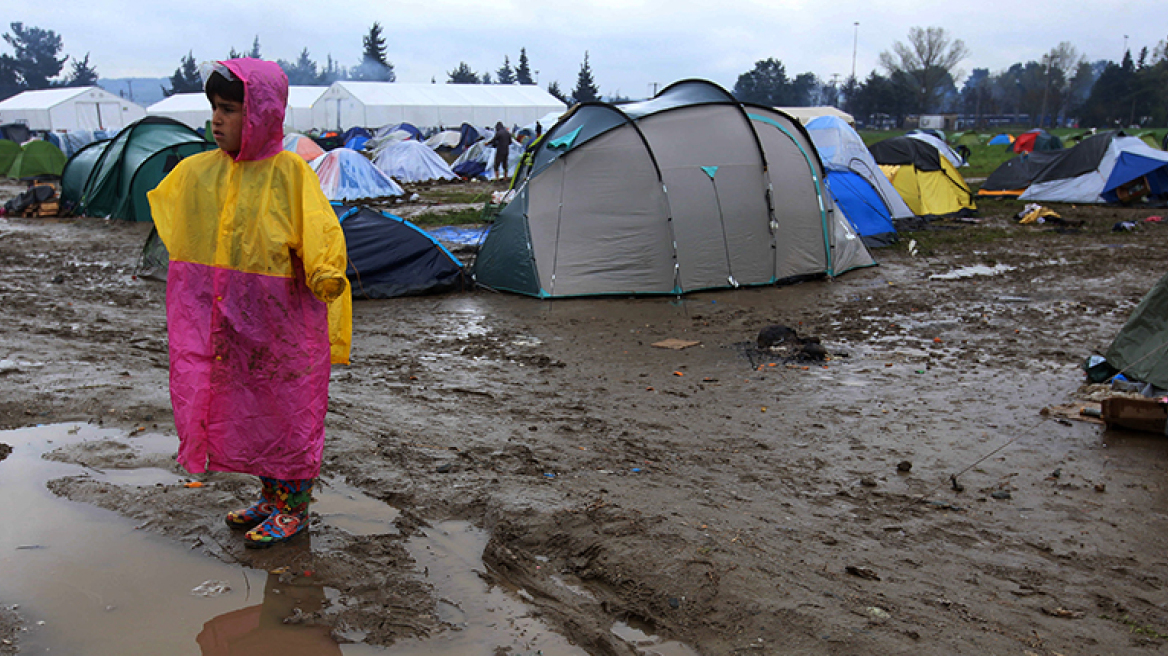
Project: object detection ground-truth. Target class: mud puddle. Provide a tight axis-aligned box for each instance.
[1,424,695,655]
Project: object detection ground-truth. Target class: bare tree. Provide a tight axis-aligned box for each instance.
[879,26,969,113]
[1040,42,1083,124]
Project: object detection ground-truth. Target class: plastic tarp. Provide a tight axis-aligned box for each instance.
[283,134,326,161]
[311,148,404,201]
[334,205,465,298]
[425,130,461,149]
[450,140,524,180]
[374,140,457,183]
[1105,271,1168,389]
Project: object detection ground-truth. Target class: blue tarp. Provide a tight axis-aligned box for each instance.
[428,225,489,246]
[825,171,897,247]
[1102,151,1168,202]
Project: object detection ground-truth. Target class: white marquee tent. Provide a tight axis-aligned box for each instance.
[146,93,209,130]
[286,87,327,132]
[775,106,855,126]
[312,82,566,131]
[147,87,328,132]
[0,87,145,132]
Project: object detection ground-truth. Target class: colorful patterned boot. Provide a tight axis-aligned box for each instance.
[244,478,313,549]
[224,477,278,530]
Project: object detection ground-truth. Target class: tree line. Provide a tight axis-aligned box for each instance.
[3,20,1166,129]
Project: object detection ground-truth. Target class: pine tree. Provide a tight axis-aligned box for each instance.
[162,51,202,97]
[547,80,568,104]
[278,48,319,85]
[355,22,395,81]
[447,62,479,84]
[228,47,242,60]
[496,56,515,84]
[481,71,493,85]
[63,52,98,87]
[2,22,67,90]
[248,35,261,59]
[515,48,534,85]
[570,51,599,104]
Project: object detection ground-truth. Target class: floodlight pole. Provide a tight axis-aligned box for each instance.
[851,22,859,80]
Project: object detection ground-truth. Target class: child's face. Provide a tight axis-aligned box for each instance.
[210,94,244,155]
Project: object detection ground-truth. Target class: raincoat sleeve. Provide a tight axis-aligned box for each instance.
[290,157,353,365]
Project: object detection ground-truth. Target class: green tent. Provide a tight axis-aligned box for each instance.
[952,131,982,148]
[1105,271,1168,389]
[61,116,216,221]
[6,139,66,178]
[0,140,21,176]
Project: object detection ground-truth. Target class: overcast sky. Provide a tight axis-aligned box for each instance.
[7,0,1166,98]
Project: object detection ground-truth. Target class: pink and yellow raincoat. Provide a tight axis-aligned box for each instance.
[148,59,351,481]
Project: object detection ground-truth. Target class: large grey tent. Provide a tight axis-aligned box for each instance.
[473,79,873,298]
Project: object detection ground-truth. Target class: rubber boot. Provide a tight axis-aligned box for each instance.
[225,476,278,530]
[244,478,313,549]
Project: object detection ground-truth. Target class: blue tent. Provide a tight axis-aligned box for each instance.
[824,171,897,247]
[988,133,1013,146]
[806,115,909,247]
[342,126,373,151]
[334,205,466,298]
[1102,151,1168,203]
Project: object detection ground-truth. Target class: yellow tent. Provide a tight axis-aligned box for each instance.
[878,158,975,217]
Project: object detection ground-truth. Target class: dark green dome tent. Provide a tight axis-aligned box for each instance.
[473,79,873,298]
[61,116,216,221]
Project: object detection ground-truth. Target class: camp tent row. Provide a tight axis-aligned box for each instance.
[142,82,566,133]
[0,87,146,132]
[980,131,1168,203]
[473,79,874,298]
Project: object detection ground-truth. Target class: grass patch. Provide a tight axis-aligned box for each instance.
[407,206,488,227]
[896,226,1018,256]
[424,189,492,205]
[1101,614,1168,640]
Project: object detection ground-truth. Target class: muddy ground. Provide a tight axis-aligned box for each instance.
[3,179,1168,654]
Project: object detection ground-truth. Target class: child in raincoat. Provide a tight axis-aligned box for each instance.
[148,59,352,548]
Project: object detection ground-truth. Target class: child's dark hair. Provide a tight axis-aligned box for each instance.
[205,70,245,104]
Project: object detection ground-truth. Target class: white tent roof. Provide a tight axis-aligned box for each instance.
[287,86,327,108]
[313,82,567,131]
[775,106,855,126]
[0,87,92,109]
[0,87,145,131]
[146,93,210,128]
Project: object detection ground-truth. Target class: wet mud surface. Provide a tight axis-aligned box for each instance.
[3,190,1168,654]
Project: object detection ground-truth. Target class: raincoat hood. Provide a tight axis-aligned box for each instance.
[219,58,287,162]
